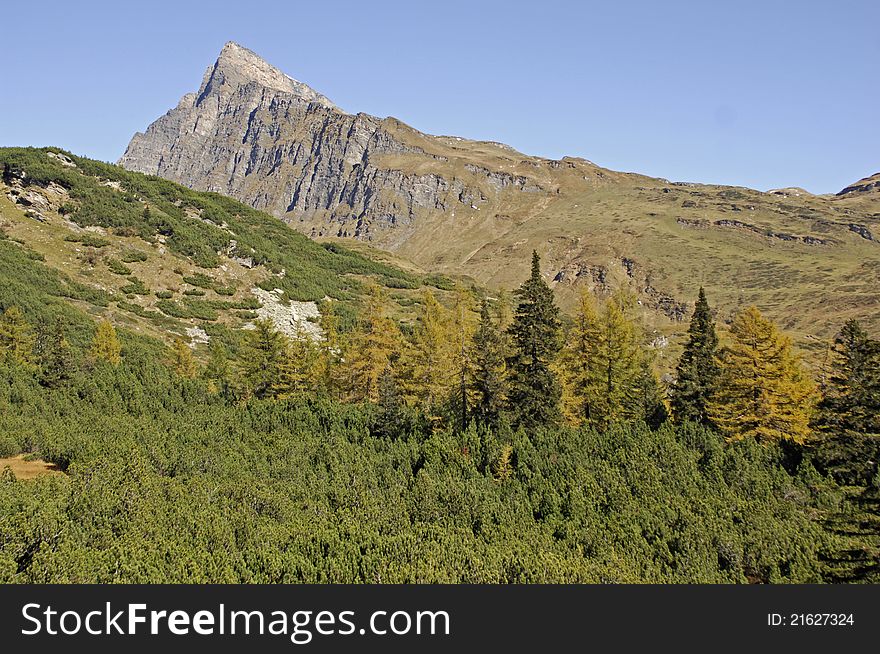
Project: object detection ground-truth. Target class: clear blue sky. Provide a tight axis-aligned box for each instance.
[1,0,877,193]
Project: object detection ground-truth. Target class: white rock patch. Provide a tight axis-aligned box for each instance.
[186,326,210,347]
[248,287,324,341]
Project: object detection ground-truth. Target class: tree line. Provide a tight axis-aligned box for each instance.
[2,249,877,457]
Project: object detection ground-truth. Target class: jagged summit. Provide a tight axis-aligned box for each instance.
[200,41,337,109]
[118,41,347,180]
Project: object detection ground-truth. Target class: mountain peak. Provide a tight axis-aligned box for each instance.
[201,41,337,109]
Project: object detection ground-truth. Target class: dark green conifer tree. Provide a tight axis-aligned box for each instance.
[818,319,880,435]
[506,251,561,430]
[814,319,880,484]
[373,368,409,439]
[34,319,74,388]
[635,357,670,430]
[241,319,286,399]
[472,299,507,430]
[671,287,720,425]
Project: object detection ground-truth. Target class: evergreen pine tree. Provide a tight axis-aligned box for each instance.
[813,319,880,484]
[709,306,816,443]
[447,287,478,432]
[671,287,720,425]
[241,319,286,398]
[634,353,670,430]
[817,319,880,435]
[472,299,508,430]
[506,251,562,430]
[90,319,122,366]
[34,319,74,388]
[373,368,409,439]
[0,306,35,366]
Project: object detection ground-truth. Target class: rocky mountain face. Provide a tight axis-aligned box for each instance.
[122,42,479,238]
[120,42,880,345]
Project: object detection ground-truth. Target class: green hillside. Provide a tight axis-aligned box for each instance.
[0,147,458,349]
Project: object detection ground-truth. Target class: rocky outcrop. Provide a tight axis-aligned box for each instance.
[119,42,526,244]
[837,173,880,197]
[713,219,831,245]
[249,287,324,341]
[849,223,875,241]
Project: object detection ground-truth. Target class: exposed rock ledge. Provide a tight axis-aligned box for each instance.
[248,287,324,341]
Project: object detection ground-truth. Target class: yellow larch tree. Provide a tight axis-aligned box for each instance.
[90,318,122,366]
[709,306,816,444]
[344,284,402,403]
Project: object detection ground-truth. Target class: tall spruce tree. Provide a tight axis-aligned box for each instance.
[506,251,561,430]
[817,320,880,435]
[813,319,880,484]
[671,287,720,425]
[472,299,508,430]
[447,287,478,432]
[241,319,286,397]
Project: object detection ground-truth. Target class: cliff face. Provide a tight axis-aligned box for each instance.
[122,42,488,241]
[120,42,880,345]
[119,43,603,249]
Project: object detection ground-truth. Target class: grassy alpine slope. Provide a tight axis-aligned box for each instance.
[368,124,880,349]
[0,146,458,349]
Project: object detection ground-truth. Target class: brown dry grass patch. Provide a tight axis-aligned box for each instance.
[0,455,63,480]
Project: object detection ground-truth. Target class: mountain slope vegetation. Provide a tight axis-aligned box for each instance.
[1,146,459,349]
[0,242,841,583]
